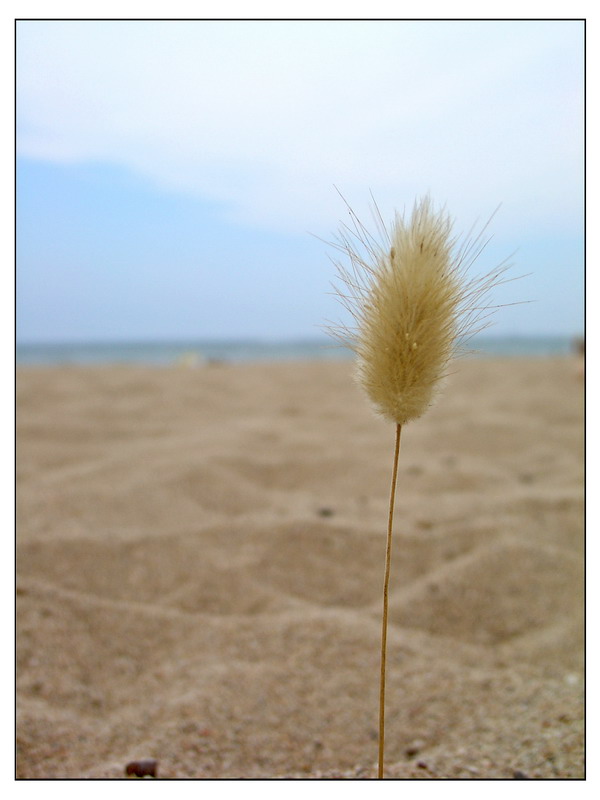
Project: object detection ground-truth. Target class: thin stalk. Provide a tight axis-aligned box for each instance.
[378,422,402,779]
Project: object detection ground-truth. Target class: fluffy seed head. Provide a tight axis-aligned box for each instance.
[327,196,509,425]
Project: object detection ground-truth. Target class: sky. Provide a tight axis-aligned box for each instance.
[16,19,584,342]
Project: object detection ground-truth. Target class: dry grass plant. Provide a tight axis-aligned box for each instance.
[326,194,514,779]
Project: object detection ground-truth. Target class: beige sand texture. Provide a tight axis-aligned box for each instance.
[16,356,584,779]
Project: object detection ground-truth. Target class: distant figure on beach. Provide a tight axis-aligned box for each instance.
[176,351,203,368]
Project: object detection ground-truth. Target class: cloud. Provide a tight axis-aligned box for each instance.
[17,20,583,235]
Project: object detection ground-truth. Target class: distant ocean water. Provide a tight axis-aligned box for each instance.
[16,335,579,366]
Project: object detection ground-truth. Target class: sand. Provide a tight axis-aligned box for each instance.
[16,356,584,779]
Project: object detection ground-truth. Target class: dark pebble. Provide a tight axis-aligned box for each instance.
[317,507,334,517]
[513,770,530,779]
[125,759,158,778]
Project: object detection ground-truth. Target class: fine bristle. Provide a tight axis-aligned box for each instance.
[328,196,509,424]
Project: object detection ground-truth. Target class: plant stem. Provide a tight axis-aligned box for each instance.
[378,422,402,779]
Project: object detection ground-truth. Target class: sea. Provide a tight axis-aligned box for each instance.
[16,335,579,366]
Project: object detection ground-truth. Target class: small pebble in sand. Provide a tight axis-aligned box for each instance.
[317,507,335,517]
[513,770,530,779]
[125,759,158,778]
[405,740,424,758]
[518,473,534,484]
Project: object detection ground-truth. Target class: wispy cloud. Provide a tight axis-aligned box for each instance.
[17,20,582,236]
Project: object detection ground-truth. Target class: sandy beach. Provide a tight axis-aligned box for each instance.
[16,356,584,779]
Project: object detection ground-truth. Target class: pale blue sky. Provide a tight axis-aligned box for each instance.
[16,19,584,342]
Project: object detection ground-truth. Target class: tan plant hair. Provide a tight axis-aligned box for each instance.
[327,195,511,424]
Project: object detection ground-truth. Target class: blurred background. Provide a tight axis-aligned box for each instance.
[16,19,584,364]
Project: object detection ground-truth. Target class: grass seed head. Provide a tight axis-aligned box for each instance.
[328,195,509,424]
